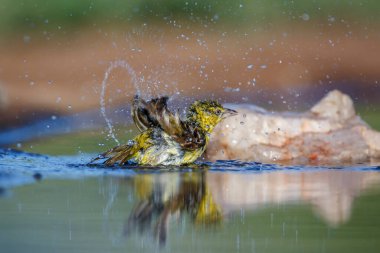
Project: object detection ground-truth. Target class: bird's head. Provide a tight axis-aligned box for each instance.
[187,100,237,133]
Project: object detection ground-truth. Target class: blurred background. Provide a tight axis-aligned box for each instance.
[0,0,379,154]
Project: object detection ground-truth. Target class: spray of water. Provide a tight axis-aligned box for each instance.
[100,60,139,145]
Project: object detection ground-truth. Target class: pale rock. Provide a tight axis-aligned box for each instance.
[206,90,380,165]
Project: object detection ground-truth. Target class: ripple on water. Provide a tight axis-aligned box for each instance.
[1,148,380,189]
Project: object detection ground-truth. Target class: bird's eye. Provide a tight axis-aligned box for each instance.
[215,109,222,115]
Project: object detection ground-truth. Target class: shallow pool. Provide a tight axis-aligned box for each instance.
[1,149,380,253]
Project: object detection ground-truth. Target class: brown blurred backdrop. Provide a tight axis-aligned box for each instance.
[0,0,379,132]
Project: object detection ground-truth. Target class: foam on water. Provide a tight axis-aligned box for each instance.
[100,60,139,145]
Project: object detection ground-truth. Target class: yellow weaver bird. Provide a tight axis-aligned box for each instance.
[93,95,237,166]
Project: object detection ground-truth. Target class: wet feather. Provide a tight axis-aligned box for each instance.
[93,95,237,166]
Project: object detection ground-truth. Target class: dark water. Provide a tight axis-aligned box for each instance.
[1,149,380,253]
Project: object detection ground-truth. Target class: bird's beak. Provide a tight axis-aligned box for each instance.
[222,108,238,118]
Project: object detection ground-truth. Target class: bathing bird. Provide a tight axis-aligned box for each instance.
[93,95,237,166]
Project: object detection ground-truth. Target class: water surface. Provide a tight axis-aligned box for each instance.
[1,150,380,253]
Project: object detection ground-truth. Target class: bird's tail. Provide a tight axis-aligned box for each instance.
[90,144,134,166]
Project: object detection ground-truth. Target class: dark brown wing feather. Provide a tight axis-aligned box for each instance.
[90,144,134,166]
[131,95,205,150]
[132,95,161,131]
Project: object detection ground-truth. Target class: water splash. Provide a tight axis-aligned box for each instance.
[100,60,139,145]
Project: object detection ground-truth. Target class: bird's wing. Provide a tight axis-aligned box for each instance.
[132,95,205,150]
[90,144,134,166]
[132,95,161,132]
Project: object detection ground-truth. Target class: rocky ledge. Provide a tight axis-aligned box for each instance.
[207,90,380,165]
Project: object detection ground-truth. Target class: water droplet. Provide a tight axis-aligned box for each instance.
[224,87,240,93]
[328,16,335,23]
[23,35,31,43]
[247,64,254,70]
[67,105,72,110]
[240,121,244,125]
[51,115,57,120]
[16,143,22,148]
[301,13,310,21]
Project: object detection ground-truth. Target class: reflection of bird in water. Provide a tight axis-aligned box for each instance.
[92,95,237,166]
[124,172,221,246]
